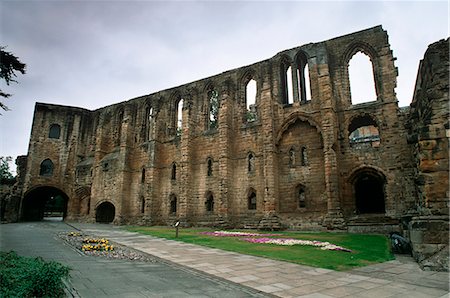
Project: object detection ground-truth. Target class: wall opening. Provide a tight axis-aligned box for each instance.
[348,115,380,148]
[205,192,214,212]
[297,185,306,208]
[39,159,54,176]
[286,66,294,104]
[207,158,213,177]
[246,79,257,122]
[296,51,311,102]
[177,98,183,135]
[22,186,69,221]
[49,124,61,139]
[354,172,385,214]
[208,90,219,130]
[349,52,377,104]
[170,195,177,214]
[171,163,177,180]
[248,153,255,173]
[248,190,257,210]
[96,201,115,223]
[141,197,145,214]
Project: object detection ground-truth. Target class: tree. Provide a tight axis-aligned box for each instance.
[0,46,26,112]
[0,156,15,182]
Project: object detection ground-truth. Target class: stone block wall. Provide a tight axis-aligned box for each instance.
[13,26,446,252]
[406,38,449,271]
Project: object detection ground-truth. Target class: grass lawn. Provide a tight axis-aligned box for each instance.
[125,226,394,271]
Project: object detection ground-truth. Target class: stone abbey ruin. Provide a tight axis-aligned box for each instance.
[2,26,449,270]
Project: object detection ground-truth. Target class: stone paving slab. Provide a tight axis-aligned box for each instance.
[71,223,450,298]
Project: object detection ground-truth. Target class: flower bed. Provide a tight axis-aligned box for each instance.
[62,231,155,262]
[81,238,114,252]
[200,231,278,237]
[200,230,352,252]
[241,237,352,252]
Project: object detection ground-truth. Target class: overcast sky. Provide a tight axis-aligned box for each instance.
[0,0,448,174]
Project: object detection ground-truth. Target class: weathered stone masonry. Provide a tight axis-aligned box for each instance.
[6,26,448,269]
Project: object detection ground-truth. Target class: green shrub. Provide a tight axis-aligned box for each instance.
[0,251,70,298]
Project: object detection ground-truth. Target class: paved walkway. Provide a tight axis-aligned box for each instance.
[0,221,269,297]
[70,223,450,298]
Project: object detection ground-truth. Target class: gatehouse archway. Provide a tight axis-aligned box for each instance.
[22,186,69,221]
[96,202,115,223]
[353,170,386,214]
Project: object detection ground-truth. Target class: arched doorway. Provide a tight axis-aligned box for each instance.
[96,202,115,223]
[354,170,386,214]
[22,186,69,221]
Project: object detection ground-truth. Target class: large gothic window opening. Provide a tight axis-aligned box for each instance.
[49,124,61,139]
[348,115,380,148]
[246,79,257,122]
[208,90,219,130]
[286,66,294,104]
[349,52,377,104]
[296,52,311,102]
[39,159,54,176]
[176,98,183,136]
[96,202,115,223]
[354,171,385,214]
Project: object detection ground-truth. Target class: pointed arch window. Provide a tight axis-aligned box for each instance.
[245,79,257,122]
[248,152,255,173]
[280,59,292,105]
[39,159,54,176]
[349,51,377,104]
[176,98,183,136]
[205,192,214,212]
[208,89,219,130]
[49,124,61,139]
[296,52,311,102]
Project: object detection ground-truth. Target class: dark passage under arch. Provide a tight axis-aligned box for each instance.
[96,202,115,223]
[22,186,68,221]
[354,173,385,214]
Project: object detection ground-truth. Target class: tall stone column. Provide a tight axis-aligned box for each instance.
[178,93,194,224]
[216,82,233,226]
[317,64,345,229]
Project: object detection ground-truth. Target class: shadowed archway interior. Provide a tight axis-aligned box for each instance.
[22,186,69,221]
[354,172,385,214]
[96,202,115,223]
